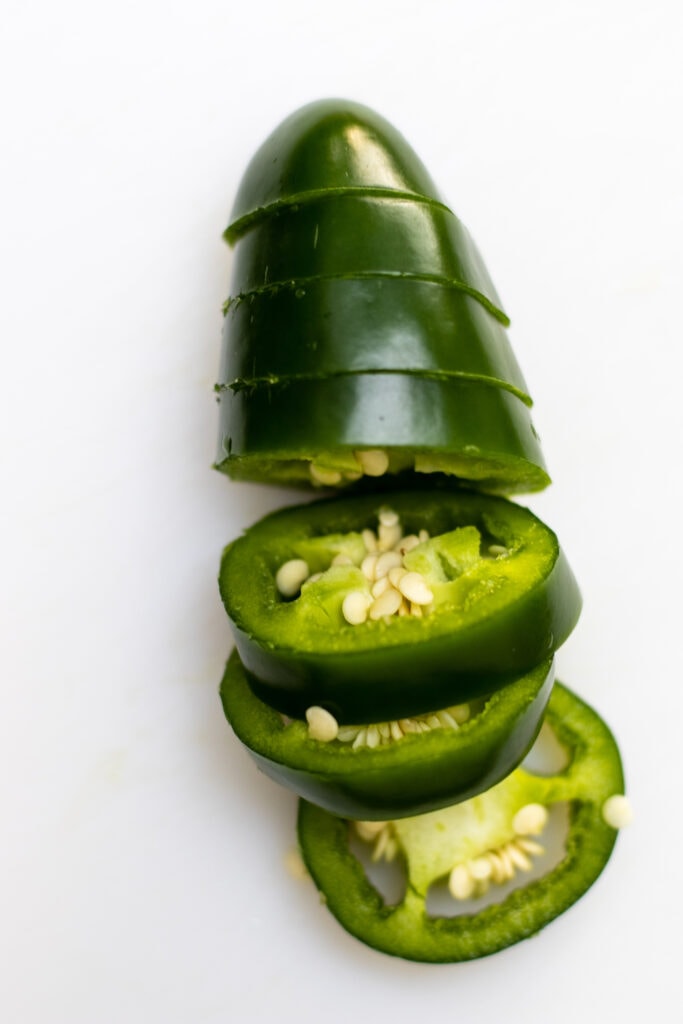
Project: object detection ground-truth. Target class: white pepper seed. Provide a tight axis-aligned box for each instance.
[488,851,505,885]
[366,725,380,749]
[355,820,386,841]
[331,553,353,566]
[390,721,404,741]
[469,857,493,882]
[371,576,391,599]
[361,553,379,580]
[497,847,515,880]
[342,591,371,625]
[602,794,633,829]
[396,534,420,554]
[369,587,403,620]
[398,571,434,605]
[388,566,407,587]
[378,508,399,528]
[362,528,378,552]
[507,843,533,872]
[449,864,475,900]
[275,559,310,597]
[305,705,339,742]
[375,550,403,577]
[378,522,402,550]
[512,803,549,837]
[336,726,359,742]
[309,464,342,486]
[355,449,389,476]
[517,838,545,857]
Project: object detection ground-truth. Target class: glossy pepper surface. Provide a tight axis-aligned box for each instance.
[220,650,554,820]
[219,489,581,723]
[215,99,549,494]
[297,682,625,963]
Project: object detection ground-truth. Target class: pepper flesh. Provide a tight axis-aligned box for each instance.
[220,649,554,820]
[219,489,581,723]
[297,682,625,962]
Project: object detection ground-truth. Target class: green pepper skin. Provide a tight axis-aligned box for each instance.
[217,100,548,494]
[219,490,581,723]
[297,682,625,963]
[216,375,549,494]
[228,195,506,320]
[220,650,553,820]
[226,99,448,241]
[218,278,530,403]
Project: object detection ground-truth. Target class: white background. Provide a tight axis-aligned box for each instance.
[2,1,681,1020]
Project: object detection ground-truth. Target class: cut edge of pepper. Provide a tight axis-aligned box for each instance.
[296,682,626,963]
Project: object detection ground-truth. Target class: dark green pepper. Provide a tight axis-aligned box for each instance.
[219,489,581,723]
[215,100,549,494]
[297,682,628,963]
[220,650,554,820]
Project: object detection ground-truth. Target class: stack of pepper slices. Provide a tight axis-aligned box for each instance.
[215,100,630,963]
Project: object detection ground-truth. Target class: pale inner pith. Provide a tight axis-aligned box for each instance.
[275,507,508,626]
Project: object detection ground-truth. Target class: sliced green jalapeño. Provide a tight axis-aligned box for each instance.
[217,374,549,495]
[216,100,549,495]
[219,490,581,723]
[220,650,553,820]
[298,683,627,963]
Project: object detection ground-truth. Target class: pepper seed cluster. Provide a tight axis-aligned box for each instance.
[276,507,435,624]
[310,449,389,486]
[305,702,471,748]
[354,802,550,893]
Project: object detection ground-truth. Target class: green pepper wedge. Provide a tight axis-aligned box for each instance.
[220,650,554,820]
[216,100,549,494]
[297,682,626,963]
[219,489,581,723]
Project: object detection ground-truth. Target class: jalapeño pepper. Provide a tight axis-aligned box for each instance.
[214,100,628,965]
[219,489,581,723]
[220,650,554,820]
[215,99,549,494]
[297,683,628,963]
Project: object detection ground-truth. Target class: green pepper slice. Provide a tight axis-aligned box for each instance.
[219,490,581,722]
[220,650,553,820]
[297,682,626,963]
[216,375,549,494]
